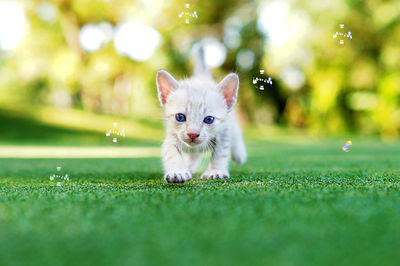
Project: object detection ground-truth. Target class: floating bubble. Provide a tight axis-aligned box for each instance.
[178,4,198,24]
[49,166,70,185]
[342,140,352,152]
[106,122,126,143]
[253,70,273,90]
[333,24,352,45]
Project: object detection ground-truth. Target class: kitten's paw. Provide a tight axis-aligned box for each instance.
[201,169,229,180]
[164,169,192,183]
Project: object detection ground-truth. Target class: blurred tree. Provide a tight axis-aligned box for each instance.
[0,0,398,138]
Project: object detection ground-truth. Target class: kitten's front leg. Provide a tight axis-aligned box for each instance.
[162,136,192,183]
[185,153,201,174]
[201,133,230,180]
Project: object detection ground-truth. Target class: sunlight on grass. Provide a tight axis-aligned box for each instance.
[0,103,164,141]
[0,146,160,158]
[36,107,164,140]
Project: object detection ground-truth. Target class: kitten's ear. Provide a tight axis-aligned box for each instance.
[156,70,178,106]
[217,73,239,110]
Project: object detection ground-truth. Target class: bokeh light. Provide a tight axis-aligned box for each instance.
[114,21,161,62]
[280,66,306,90]
[257,1,290,46]
[236,49,255,70]
[0,1,27,51]
[36,2,58,22]
[200,38,227,68]
[79,23,113,52]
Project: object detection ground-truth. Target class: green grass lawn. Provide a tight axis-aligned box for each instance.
[0,140,400,266]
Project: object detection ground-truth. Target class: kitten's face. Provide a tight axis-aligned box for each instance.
[165,87,228,148]
[156,70,239,149]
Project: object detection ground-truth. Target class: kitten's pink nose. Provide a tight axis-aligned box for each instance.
[187,133,200,140]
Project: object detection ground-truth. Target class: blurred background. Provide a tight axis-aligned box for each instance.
[0,0,399,146]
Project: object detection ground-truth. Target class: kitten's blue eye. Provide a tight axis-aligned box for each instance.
[175,113,186,122]
[203,116,215,124]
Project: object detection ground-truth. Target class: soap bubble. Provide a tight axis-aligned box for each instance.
[342,140,352,152]
[333,24,352,45]
[253,70,273,90]
[49,166,70,186]
[106,122,125,143]
[178,4,198,24]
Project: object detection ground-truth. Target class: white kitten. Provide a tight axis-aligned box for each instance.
[156,47,247,183]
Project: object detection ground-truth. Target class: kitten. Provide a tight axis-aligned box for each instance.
[156,47,247,183]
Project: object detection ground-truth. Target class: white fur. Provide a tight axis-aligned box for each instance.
[156,50,246,183]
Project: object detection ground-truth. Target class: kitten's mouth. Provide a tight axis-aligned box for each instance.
[187,140,200,145]
[178,133,205,147]
[183,138,202,147]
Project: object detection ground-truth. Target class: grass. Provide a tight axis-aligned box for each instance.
[0,140,400,266]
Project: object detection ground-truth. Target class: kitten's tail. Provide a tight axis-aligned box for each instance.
[193,45,210,77]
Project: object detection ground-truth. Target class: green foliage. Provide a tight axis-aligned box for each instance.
[0,0,399,138]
